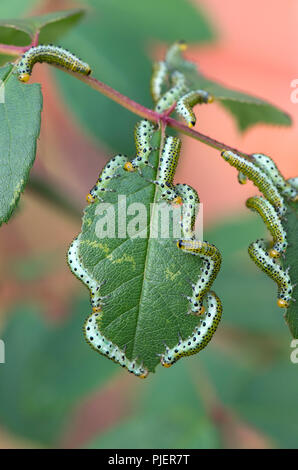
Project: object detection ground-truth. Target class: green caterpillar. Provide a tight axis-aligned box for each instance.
[176,90,213,128]
[248,239,293,308]
[246,196,287,258]
[178,239,222,315]
[221,150,286,216]
[17,44,91,82]
[160,291,222,367]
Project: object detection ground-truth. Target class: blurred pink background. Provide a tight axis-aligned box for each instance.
[176,0,298,223]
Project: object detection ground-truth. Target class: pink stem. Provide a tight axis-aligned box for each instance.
[0,44,29,55]
[58,70,250,158]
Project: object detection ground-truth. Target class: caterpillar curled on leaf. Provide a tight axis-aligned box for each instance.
[150,61,168,103]
[248,239,294,308]
[160,291,222,367]
[16,44,91,82]
[124,120,155,173]
[246,196,287,258]
[252,153,297,200]
[176,90,214,128]
[155,71,188,113]
[151,135,182,205]
[177,239,222,315]
[221,150,286,216]
[67,235,107,311]
[86,154,128,203]
[84,311,148,378]
[175,183,200,239]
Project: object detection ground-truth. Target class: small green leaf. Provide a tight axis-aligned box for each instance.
[174,60,292,131]
[0,8,85,45]
[0,64,42,225]
[284,201,298,338]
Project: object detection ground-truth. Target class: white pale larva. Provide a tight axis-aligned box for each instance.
[175,183,200,239]
[252,153,297,200]
[248,238,294,309]
[150,61,168,103]
[246,196,287,258]
[84,311,148,378]
[155,71,188,114]
[86,154,128,203]
[17,44,91,82]
[67,235,106,311]
[123,120,155,173]
[176,90,213,128]
[161,291,222,367]
[221,150,286,217]
[151,135,183,205]
[177,239,222,315]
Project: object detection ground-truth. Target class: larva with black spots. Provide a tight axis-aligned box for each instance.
[176,183,200,239]
[152,136,182,205]
[150,61,168,103]
[178,239,222,315]
[86,154,128,203]
[67,235,107,311]
[248,239,294,308]
[84,311,148,378]
[246,196,287,258]
[165,40,189,69]
[252,153,297,200]
[155,71,188,113]
[176,90,214,128]
[221,150,286,217]
[16,44,91,82]
[124,120,155,172]
[160,291,222,367]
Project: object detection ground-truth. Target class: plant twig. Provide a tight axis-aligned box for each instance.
[56,67,250,159]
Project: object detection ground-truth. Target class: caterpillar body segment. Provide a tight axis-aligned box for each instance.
[84,311,149,379]
[176,183,200,239]
[252,153,297,200]
[221,150,286,217]
[150,61,168,103]
[152,136,182,204]
[87,154,128,203]
[67,236,106,310]
[176,90,214,127]
[17,44,91,82]
[155,71,188,113]
[160,291,222,367]
[177,239,222,315]
[248,239,293,308]
[124,120,156,173]
[246,196,287,258]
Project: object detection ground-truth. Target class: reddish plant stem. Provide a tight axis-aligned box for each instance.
[0,30,40,56]
[63,71,250,158]
[0,44,29,55]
